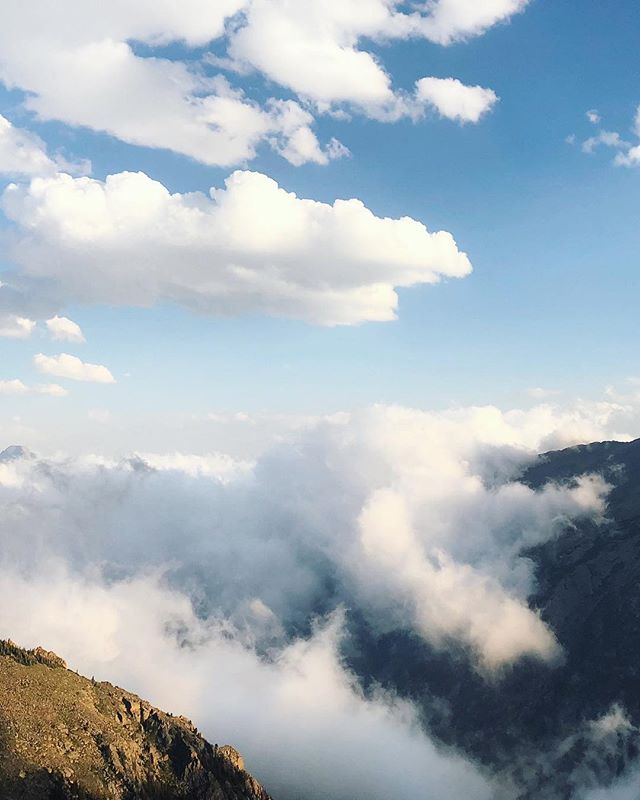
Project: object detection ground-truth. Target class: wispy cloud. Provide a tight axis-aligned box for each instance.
[0,378,67,396]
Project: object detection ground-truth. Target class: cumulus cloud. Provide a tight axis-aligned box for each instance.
[226,0,399,112]
[0,1,527,166]
[45,315,85,343]
[0,378,67,396]
[0,6,345,167]
[613,145,640,168]
[3,169,472,325]
[416,0,531,45]
[415,78,498,123]
[0,312,35,338]
[33,352,115,383]
[225,0,519,118]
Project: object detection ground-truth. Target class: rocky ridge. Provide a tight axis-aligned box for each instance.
[0,640,272,800]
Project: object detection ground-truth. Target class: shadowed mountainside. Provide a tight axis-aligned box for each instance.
[344,438,640,797]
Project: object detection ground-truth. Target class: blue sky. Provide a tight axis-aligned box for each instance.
[0,0,639,454]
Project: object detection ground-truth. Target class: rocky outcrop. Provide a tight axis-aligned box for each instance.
[0,640,272,800]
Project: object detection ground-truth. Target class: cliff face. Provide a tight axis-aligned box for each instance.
[0,640,272,800]
[523,439,640,726]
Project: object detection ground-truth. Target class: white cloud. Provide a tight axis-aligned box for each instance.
[265,98,350,166]
[0,378,67,396]
[415,77,498,123]
[224,1,510,123]
[614,145,640,167]
[582,130,628,155]
[136,451,254,483]
[0,397,631,796]
[33,352,115,383]
[0,379,29,395]
[0,114,56,176]
[226,0,399,112]
[2,0,247,51]
[356,484,564,669]
[0,1,527,165]
[587,109,601,125]
[37,383,68,397]
[0,403,617,671]
[0,312,36,338]
[416,0,530,45]
[0,114,90,177]
[0,8,344,168]
[3,169,472,325]
[0,568,496,800]
[577,109,640,168]
[46,315,85,343]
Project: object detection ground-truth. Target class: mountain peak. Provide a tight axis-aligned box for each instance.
[0,445,35,463]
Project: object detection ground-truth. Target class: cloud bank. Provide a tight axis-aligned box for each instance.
[0,568,496,800]
[0,403,614,668]
[0,399,628,797]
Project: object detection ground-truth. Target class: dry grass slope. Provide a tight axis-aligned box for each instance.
[0,640,272,800]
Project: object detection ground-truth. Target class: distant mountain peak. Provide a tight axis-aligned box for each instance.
[0,445,36,463]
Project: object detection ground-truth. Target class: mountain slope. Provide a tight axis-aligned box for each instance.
[0,640,272,800]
